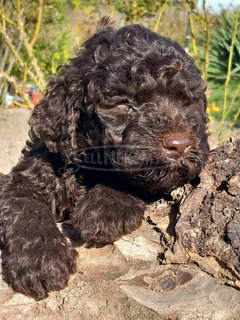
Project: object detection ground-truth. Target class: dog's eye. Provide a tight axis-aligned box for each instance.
[96,104,134,133]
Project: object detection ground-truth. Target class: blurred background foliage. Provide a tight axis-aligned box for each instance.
[207,11,240,81]
[0,0,239,140]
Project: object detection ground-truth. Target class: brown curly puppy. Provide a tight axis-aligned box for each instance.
[0,18,209,300]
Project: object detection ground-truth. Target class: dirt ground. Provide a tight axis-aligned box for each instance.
[0,107,30,174]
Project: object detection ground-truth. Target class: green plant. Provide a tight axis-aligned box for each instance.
[208,10,240,81]
[207,8,240,140]
[196,6,240,140]
[0,0,72,108]
[110,0,165,22]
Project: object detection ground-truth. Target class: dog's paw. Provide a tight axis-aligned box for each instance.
[71,184,145,244]
[3,233,78,300]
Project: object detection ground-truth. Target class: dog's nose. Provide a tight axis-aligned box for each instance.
[162,135,191,158]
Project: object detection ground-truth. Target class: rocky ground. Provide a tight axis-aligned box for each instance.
[0,107,240,320]
[1,218,240,320]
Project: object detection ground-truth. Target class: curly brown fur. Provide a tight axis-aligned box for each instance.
[0,18,209,300]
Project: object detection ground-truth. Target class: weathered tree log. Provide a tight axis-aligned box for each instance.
[145,132,240,288]
[0,132,240,320]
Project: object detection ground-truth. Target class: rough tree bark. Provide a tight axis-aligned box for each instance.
[0,133,240,320]
[146,131,240,288]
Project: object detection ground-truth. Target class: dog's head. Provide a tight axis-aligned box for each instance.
[30,18,209,193]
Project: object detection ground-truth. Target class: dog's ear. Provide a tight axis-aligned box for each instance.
[29,18,116,160]
[29,70,83,161]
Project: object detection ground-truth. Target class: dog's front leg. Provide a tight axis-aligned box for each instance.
[71,184,146,244]
[0,171,78,300]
